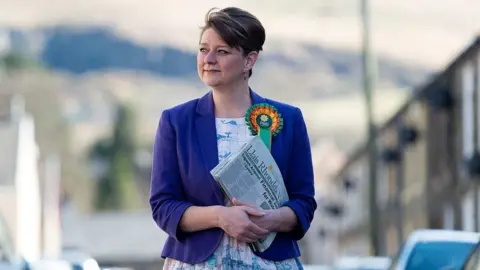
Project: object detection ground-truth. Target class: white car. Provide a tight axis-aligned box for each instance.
[61,247,101,270]
[303,265,332,270]
[388,229,480,270]
[333,256,391,270]
[29,259,72,270]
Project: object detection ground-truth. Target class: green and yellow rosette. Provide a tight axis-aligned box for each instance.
[245,103,284,151]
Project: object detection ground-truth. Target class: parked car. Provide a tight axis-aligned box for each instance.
[0,262,17,270]
[28,259,72,270]
[389,229,480,270]
[462,241,480,270]
[61,247,100,270]
[333,256,391,270]
[0,256,31,270]
[303,265,332,270]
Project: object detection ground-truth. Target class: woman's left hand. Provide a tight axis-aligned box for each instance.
[232,198,278,232]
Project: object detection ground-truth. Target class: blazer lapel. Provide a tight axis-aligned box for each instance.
[250,89,267,105]
[195,114,218,171]
[195,92,223,203]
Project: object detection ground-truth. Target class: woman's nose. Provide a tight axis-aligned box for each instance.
[205,51,216,64]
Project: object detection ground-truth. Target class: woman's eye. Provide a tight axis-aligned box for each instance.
[217,50,229,54]
[199,48,207,52]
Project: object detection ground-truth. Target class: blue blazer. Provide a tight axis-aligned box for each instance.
[150,90,317,264]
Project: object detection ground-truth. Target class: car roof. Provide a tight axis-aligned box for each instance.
[334,256,392,268]
[302,265,331,270]
[407,229,480,243]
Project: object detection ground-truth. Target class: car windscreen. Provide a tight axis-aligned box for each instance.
[406,241,476,270]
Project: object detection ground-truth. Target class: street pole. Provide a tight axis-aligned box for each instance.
[396,120,405,244]
[360,0,380,256]
[473,53,479,232]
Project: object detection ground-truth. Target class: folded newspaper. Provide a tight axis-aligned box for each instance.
[210,135,289,252]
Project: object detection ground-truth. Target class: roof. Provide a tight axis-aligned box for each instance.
[0,121,18,186]
[302,265,331,270]
[407,229,480,244]
[334,35,480,179]
[61,207,168,261]
[333,256,391,269]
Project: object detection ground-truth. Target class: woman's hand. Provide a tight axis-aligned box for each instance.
[232,198,298,233]
[217,205,269,243]
[231,199,278,232]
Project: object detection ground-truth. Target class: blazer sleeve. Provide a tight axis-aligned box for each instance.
[149,109,193,242]
[282,107,317,240]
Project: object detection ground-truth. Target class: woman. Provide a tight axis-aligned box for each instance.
[150,7,317,269]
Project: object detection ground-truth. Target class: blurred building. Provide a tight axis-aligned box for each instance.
[0,94,42,262]
[329,35,480,257]
[0,93,63,264]
[300,89,412,265]
[61,206,168,270]
[40,154,62,259]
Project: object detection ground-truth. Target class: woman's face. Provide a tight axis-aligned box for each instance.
[197,28,257,88]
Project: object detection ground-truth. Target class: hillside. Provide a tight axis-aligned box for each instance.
[2,25,429,96]
[0,0,477,69]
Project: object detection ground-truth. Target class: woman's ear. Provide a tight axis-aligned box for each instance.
[244,51,259,73]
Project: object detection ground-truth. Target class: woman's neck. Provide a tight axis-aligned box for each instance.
[212,83,251,118]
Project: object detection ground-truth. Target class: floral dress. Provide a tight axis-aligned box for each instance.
[163,118,303,270]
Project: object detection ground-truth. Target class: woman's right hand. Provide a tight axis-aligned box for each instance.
[217,205,269,243]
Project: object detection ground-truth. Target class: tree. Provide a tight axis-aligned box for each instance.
[0,52,40,73]
[91,103,141,211]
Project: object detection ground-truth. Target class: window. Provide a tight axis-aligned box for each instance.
[376,164,390,207]
[462,62,475,159]
[405,241,476,270]
[443,203,455,230]
[476,53,480,150]
[463,191,475,232]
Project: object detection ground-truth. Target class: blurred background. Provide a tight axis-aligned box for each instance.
[0,0,479,269]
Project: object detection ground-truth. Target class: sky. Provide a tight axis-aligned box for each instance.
[0,0,478,70]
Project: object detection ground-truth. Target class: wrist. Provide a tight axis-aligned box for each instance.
[212,205,226,228]
[273,206,297,232]
[268,209,282,231]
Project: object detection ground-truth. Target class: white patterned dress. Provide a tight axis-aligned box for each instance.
[163,118,303,270]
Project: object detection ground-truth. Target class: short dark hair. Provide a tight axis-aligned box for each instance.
[200,7,265,77]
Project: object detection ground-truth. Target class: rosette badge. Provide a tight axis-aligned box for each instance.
[245,103,284,150]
